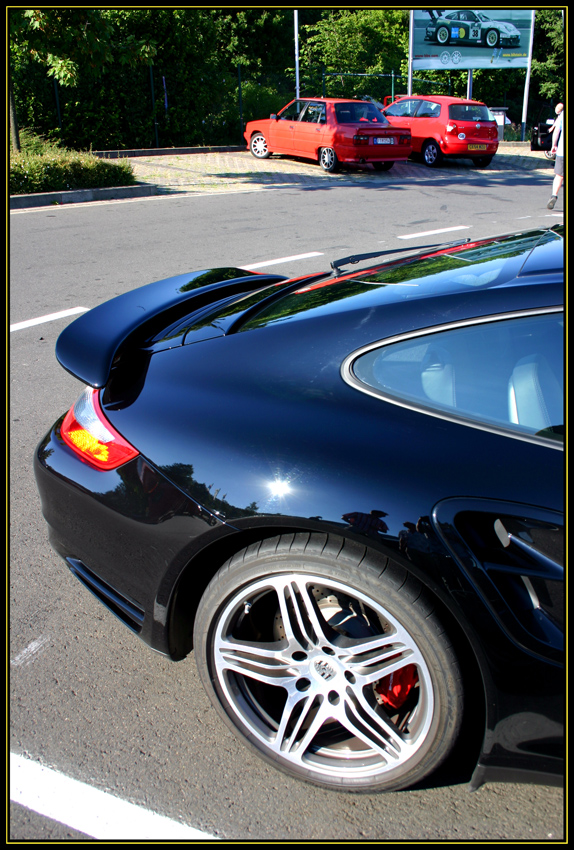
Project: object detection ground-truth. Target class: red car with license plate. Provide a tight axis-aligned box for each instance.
[383,95,498,168]
[244,97,412,173]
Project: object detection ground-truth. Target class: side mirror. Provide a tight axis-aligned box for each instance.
[270,114,278,120]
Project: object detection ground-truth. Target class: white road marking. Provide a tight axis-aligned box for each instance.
[10,308,89,333]
[11,637,50,668]
[397,226,471,240]
[10,753,218,841]
[241,252,323,269]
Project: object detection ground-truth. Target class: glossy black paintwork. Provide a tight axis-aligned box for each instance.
[56,269,287,387]
[34,227,564,787]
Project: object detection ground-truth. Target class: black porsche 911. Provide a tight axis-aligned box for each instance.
[35,226,564,794]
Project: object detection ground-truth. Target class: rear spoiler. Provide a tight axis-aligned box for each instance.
[56,268,287,387]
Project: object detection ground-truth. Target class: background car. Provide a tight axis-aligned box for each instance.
[424,10,521,48]
[244,97,411,172]
[35,227,564,794]
[383,95,499,167]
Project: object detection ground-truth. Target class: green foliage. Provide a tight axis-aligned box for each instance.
[530,9,565,101]
[9,8,564,150]
[302,10,409,75]
[18,127,62,154]
[9,8,155,85]
[10,132,135,194]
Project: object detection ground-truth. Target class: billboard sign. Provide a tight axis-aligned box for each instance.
[412,9,534,71]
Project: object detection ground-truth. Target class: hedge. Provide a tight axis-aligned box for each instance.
[10,148,136,195]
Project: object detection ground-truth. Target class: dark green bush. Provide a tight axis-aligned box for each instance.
[10,132,136,194]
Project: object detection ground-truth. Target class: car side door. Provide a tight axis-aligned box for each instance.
[384,99,425,152]
[268,100,307,153]
[409,100,442,152]
[291,101,327,158]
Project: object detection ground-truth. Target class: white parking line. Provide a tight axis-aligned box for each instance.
[10,307,90,333]
[10,637,50,668]
[397,226,471,240]
[10,753,217,841]
[241,252,323,269]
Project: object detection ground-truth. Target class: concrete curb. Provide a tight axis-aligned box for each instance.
[92,146,245,159]
[10,182,158,210]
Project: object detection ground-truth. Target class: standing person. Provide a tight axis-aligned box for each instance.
[547,104,564,210]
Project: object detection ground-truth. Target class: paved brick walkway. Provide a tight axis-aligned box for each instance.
[128,144,554,195]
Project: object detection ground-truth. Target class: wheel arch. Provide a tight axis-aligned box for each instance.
[424,135,444,151]
[167,523,319,660]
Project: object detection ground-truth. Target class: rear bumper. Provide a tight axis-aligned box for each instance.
[34,421,225,653]
[337,144,412,164]
[442,139,499,157]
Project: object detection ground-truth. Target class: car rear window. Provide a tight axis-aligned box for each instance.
[335,102,388,124]
[449,104,495,122]
[349,311,564,446]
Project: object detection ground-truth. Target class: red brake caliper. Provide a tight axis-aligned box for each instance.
[375,664,419,709]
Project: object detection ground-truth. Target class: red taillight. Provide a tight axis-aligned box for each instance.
[353,134,369,146]
[446,123,458,134]
[61,387,139,470]
[399,134,411,145]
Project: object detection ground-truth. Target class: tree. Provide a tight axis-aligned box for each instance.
[9,9,155,149]
[530,9,565,101]
[302,9,409,74]
[300,9,410,99]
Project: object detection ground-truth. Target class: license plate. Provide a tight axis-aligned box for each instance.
[374,137,395,145]
[468,144,487,150]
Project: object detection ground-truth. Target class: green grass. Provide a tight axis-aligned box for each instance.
[10,130,136,195]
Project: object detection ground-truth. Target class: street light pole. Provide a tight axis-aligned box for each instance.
[294,10,300,99]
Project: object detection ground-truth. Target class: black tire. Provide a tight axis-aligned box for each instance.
[485,29,500,48]
[472,156,493,168]
[250,133,271,159]
[422,139,443,167]
[373,161,394,172]
[319,147,339,173]
[194,533,463,793]
[436,26,450,45]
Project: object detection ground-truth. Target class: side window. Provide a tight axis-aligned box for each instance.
[350,313,563,444]
[415,101,441,119]
[301,102,326,123]
[279,101,307,121]
[385,100,419,118]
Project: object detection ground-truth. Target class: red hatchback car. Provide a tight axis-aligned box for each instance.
[383,95,499,168]
[244,97,412,173]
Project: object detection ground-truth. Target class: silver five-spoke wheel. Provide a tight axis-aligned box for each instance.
[194,534,463,791]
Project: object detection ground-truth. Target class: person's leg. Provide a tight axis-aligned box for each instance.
[552,173,564,196]
[547,156,564,208]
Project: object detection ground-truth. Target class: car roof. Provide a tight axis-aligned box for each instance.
[56,227,563,388]
[394,95,487,106]
[234,227,563,339]
[290,97,380,104]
